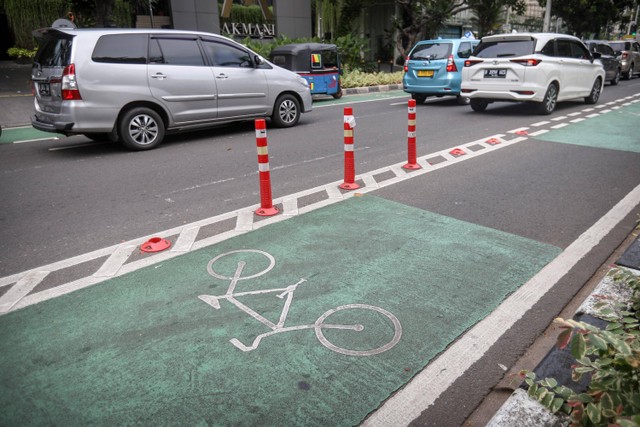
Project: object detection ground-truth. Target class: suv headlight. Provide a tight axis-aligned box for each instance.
[297,76,309,88]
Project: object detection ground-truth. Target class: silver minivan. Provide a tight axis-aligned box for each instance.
[31,25,313,150]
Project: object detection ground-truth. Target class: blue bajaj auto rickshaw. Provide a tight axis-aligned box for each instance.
[270,43,343,99]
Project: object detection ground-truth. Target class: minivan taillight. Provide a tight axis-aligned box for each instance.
[621,52,629,60]
[62,64,82,100]
[403,56,409,72]
[446,55,457,72]
[510,58,542,66]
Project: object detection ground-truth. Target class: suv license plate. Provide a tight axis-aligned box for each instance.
[38,83,51,96]
[484,69,507,78]
[417,70,434,77]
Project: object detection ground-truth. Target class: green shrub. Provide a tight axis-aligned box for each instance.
[520,268,640,427]
[341,70,403,88]
[7,47,37,60]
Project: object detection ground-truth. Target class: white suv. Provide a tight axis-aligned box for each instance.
[461,33,606,114]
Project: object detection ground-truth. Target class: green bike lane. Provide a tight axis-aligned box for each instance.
[1,100,639,426]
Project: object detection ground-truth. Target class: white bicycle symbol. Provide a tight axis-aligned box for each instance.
[198,249,402,356]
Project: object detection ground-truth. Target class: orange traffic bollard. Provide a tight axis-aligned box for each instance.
[254,119,279,216]
[339,106,360,190]
[403,99,421,170]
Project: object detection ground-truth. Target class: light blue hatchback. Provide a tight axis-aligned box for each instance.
[403,38,479,104]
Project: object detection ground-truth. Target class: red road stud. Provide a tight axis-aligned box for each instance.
[254,119,279,217]
[140,237,171,253]
[486,137,501,145]
[450,148,466,156]
[340,106,360,190]
[403,99,421,170]
[515,130,529,136]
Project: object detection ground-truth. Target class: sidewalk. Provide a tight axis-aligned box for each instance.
[0,61,33,128]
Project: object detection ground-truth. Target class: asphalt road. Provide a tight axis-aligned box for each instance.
[1,80,639,426]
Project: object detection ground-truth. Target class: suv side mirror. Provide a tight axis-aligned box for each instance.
[592,51,601,61]
[254,55,263,67]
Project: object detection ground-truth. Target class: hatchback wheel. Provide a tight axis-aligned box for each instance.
[411,93,427,104]
[271,94,300,128]
[470,99,488,112]
[611,68,620,86]
[119,107,165,151]
[623,66,632,80]
[537,83,558,115]
[584,78,602,105]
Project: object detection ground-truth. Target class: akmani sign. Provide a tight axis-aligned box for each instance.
[220,0,275,39]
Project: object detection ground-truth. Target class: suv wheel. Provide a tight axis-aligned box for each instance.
[584,78,602,105]
[272,94,300,128]
[623,65,632,80]
[611,68,620,86]
[411,93,427,104]
[470,99,489,112]
[119,107,165,151]
[537,83,558,115]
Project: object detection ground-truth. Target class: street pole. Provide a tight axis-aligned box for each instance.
[543,0,552,32]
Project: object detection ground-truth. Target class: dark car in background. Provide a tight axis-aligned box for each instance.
[607,40,640,80]
[585,40,621,85]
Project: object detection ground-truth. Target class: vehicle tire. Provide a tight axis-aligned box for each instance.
[537,83,558,115]
[456,95,470,105]
[623,65,632,80]
[118,107,165,151]
[82,133,110,142]
[611,68,620,86]
[470,98,488,112]
[411,93,427,104]
[332,88,343,99]
[584,77,602,105]
[271,94,300,128]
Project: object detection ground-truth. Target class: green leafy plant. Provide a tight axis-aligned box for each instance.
[341,70,403,88]
[7,46,37,60]
[520,268,640,427]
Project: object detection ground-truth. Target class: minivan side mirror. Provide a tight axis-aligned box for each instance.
[591,51,601,61]
[254,55,263,67]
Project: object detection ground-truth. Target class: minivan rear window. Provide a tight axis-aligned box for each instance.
[608,41,629,54]
[410,43,452,61]
[34,33,72,67]
[92,34,148,64]
[474,40,535,58]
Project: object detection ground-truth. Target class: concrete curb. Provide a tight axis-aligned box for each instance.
[486,235,640,426]
[343,84,403,95]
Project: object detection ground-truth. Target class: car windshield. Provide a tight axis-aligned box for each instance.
[474,39,535,58]
[409,43,452,60]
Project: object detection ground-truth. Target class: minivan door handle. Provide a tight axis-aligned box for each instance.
[216,73,228,79]
[151,73,167,80]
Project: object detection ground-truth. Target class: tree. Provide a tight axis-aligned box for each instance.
[538,0,637,38]
[467,0,526,37]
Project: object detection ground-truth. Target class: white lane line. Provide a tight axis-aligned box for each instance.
[530,121,550,127]
[363,183,640,427]
[528,129,549,137]
[0,271,49,313]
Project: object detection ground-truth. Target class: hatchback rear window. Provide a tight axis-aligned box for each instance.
[474,40,535,58]
[410,43,452,60]
[34,33,72,67]
[608,42,629,54]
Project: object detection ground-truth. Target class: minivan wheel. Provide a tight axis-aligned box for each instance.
[623,66,632,80]
[119,107,165,151]
[584,78,602,105]
[537,83,558,115]
[272,94,300,128]
[411,93,427,104]
[470,99,488,112]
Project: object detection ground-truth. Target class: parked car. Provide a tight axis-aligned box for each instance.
[607,40,640,80]
[31,23,312,150]
[585,40,621,85]
[461,33,606,114]
[402,38,480,105]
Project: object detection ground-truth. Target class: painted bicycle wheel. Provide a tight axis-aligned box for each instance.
[314,304,402,356]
